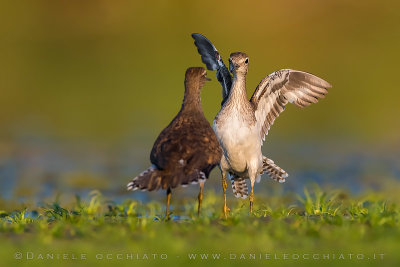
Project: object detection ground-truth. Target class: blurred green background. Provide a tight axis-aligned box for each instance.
[0,0,399,202]
[1,0,399,144]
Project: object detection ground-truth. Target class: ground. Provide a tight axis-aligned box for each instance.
[1,186,399,267]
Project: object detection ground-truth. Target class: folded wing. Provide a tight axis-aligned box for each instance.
[250,69,331,141]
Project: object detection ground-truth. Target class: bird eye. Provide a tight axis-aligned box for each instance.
[245,58,249,64]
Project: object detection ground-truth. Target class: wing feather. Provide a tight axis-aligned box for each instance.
[192,33,232,105]
[250,69,331,140]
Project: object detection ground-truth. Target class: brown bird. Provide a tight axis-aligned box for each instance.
[127,67,222,219]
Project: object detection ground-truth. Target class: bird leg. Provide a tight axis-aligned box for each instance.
[166,187,171,220]
[197,182,204,217]
[222,172,229,218]
[249,185,254,215]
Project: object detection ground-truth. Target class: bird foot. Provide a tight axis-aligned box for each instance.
[164,213,172,221]
[221,206,230,219]
[249,192,254,215]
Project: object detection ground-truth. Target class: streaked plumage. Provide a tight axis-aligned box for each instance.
[192,34,331,214]
[127,67,222,217]
[262,156,288,183]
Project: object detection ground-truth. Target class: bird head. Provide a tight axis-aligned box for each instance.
[229,52,249,75]
[185,67,211,89]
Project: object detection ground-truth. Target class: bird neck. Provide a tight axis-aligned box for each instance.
[181,82,203,113]
[228,72,248,104]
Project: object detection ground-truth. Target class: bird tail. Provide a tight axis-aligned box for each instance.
[180,170,207,187]
[261,157,288,183]
[127,165,206,192]
[127,165,163,192]
[229,173,249,199]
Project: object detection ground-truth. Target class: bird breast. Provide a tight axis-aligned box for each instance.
[213,106,261,173]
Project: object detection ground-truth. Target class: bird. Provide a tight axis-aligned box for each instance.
[192,33,331,215]
[192,33,232,216]
[127,67,222,219]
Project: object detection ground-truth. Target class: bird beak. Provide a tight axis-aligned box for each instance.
[205,76,211,81]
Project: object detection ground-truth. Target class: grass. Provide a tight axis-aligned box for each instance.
[0,187,399,267]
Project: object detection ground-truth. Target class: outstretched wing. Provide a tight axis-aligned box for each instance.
[250,69,331,141]
[192,33,232,105]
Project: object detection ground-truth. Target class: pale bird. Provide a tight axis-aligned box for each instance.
[192,34,331,215]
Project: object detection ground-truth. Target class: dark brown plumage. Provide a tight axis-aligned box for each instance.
[127,67,222,218]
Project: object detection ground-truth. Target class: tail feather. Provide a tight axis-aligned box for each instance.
[127,165,162,192]
[127,165,206,192]
[262,157,288,183]
[229,174,248,199]
[178,170,206,187]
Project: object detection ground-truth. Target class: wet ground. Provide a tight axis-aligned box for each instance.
[0,137,399,204]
